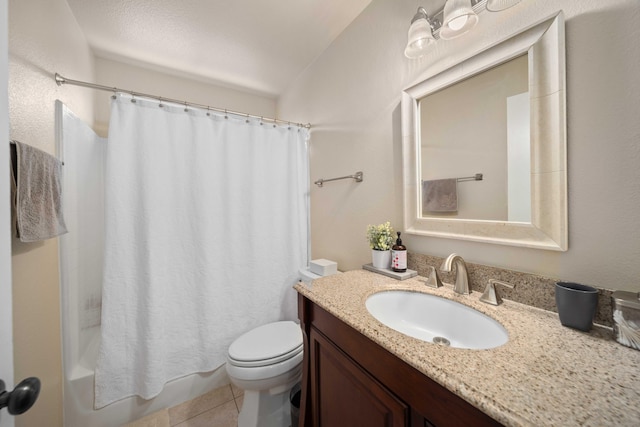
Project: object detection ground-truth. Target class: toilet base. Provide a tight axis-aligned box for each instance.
[233,367,302,427]
[238,388,290,427]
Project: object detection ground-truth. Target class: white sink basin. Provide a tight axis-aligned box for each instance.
[365,291,508,350]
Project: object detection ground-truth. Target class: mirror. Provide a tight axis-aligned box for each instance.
[420,54,529,221]
[402,13,567,251]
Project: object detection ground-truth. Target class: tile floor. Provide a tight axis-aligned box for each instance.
[123,383,244,427]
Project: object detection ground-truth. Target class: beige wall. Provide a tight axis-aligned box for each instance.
[8,0,95,425]
[278,0,640,292]
[93,56,277,136]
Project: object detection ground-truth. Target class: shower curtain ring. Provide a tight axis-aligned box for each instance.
[224,109,228,119]
[260,117,264,126]
[158,97,164,108]
[245,114,250,124]
[288,122,291,130]
[130,93,136,103]
[184,102,189,112]
[206,106,211,117]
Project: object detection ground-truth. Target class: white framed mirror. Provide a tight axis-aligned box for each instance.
[402,13,567,251]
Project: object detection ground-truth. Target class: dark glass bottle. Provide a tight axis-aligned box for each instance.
[391,232,407,272]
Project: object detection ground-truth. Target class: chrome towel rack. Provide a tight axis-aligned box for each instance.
[456,173,483,182]
[314,171,363,188]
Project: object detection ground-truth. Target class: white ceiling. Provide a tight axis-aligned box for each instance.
[66,0,373,97]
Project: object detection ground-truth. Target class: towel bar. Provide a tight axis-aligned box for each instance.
[314,171,363,187]
[456,173,482,182]
[10,140,64,165]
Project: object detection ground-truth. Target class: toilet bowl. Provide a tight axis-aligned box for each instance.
[226,321,303,427]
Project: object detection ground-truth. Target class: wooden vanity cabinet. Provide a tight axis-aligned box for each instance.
[310,328,408,426]
[297,294,503,427]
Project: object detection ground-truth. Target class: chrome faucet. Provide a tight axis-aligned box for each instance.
[440,253,470,295]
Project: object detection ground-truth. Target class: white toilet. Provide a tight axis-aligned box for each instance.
[226,320,303,427]
[226,268,323,427]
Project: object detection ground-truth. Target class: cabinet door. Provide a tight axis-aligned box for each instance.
[410,411,436,427]
[310,327,408,427]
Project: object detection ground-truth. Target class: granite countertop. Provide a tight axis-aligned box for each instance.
[294,269,640,427]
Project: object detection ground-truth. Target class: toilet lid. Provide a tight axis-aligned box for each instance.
[228,321,303,364]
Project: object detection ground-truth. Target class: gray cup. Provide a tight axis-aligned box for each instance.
[555,282,598,332]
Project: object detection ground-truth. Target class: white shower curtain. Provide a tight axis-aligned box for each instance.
[94,94,309,408]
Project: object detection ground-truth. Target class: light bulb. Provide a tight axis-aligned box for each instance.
[440,0,478,40]
[447,15,468,31]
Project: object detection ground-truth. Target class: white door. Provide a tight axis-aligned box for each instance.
[0,0,15,425]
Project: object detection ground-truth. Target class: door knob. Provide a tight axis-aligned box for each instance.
[0,377,41,415]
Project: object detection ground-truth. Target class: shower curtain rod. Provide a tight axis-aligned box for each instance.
[54,73,311,129]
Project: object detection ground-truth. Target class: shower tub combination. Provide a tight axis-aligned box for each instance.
[57,102,228,427]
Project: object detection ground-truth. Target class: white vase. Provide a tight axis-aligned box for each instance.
[371,250,391,269]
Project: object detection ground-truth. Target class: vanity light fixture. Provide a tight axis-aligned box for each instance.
[486,0,521,12]
[440,0,479,40]
[404,7,437,59]
[404,0,524,59]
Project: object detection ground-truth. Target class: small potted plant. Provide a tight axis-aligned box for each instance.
[366,221,394,269]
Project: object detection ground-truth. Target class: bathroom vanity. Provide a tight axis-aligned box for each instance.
[295,270,640,427]
[298,293,500,426]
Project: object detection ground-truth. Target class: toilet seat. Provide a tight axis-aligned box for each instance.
[228,343,303,368]
[228,321,303,368]
[226,349,304,383]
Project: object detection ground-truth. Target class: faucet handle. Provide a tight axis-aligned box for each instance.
[480,279,515,305]
[425,266,443,288]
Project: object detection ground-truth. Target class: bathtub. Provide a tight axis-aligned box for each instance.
[61,332,228,427]
[58,102,229,426]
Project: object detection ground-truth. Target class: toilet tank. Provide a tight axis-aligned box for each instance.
[299,268,321,285]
